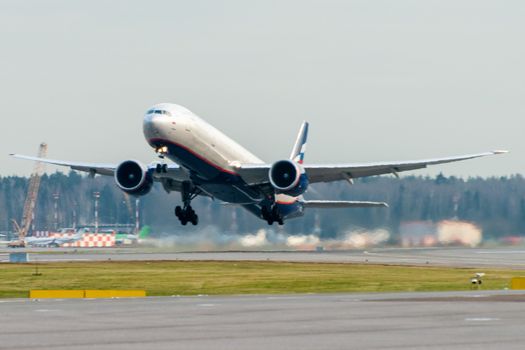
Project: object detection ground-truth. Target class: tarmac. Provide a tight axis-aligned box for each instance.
[2,247,525,268]
[1,290,525,350]
[2,247,525,349]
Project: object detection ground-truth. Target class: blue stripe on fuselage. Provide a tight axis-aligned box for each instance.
[149,138,305,221]
[149,138,237,180]
[150,138,262,204]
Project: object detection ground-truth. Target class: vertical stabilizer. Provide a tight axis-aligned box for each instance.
[289,121,309,164]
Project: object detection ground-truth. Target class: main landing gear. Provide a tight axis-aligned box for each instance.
[261,205,284,226]
[175,181,200,226]
[175,205,198,226]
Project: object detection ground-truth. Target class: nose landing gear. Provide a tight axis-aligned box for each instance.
[155,163,168,173]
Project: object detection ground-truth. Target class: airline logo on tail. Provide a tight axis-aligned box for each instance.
[290,121,309,164]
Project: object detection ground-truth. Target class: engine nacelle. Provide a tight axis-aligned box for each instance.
[268,160,309,197]
[114,160,153,196]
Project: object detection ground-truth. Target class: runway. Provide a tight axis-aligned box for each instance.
[2,247,525,268]
[2,248,525,349]
[1,290,525,350]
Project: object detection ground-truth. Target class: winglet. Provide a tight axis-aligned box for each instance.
[290,121,309,164]
[492,150,509,155]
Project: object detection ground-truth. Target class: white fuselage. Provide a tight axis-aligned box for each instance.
[143,103,263,174]
[142,103,298,207]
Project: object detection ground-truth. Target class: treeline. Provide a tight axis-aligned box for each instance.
[1,172,524,239]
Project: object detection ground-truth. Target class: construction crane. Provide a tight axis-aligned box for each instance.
[8,143,47,248]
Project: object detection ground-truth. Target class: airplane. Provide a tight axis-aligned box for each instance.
[12,103,507,226]
[24,232,84,247]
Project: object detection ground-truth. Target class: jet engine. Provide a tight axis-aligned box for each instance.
[268,160,309,197]
[114,160,153,196]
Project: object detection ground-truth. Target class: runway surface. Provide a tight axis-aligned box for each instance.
[2,247,525,268]
[1,290,525,350]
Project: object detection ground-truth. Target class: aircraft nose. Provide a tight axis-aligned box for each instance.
[143,112,164,139]
[143,109,176,141]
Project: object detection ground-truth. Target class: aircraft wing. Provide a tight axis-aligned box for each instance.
[10,154,117,176]
[238,151,507,185]
[304,151,507,183]
[10,154,190,184]
[301,200,388,208]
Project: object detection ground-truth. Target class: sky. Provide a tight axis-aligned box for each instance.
[1,0,523,177]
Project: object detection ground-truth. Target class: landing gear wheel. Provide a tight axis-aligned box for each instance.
[190,215,199,226]
[262,205,283,226]
[156,163,169,174]
[174,182,202,226]
[175,204,199,226]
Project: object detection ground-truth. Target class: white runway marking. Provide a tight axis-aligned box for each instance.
[465,318,500,322]
[34,309,59,312]
[477,250,525,254]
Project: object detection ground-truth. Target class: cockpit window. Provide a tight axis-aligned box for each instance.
[147,109,171,116]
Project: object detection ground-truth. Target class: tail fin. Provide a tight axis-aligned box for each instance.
[290,121,309,164]
[139,226,151,239]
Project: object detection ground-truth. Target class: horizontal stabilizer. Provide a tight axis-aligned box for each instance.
[301,200,388,208]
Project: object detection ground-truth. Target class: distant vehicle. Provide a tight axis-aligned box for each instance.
[115,232,138,246]
[0,233,10,246]
[7,239,25,248]
[12,103,507,226]
[115,226,151,246]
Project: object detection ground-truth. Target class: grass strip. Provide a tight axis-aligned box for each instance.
[1,260,523,298]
